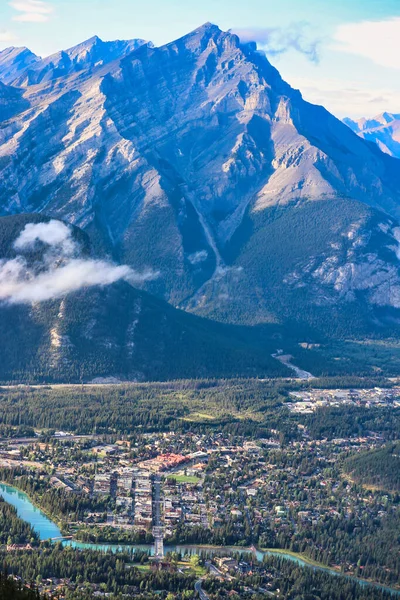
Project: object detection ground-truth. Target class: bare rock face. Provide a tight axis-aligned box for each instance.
[285,213,400,308]
[1,24,400,332]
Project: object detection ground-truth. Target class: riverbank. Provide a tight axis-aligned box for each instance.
[261,547,400,595]
[260,547,330,569]
[1,482,399,595]
[0,480,66,536]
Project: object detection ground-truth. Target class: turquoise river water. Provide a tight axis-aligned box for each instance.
[1,482,399,596]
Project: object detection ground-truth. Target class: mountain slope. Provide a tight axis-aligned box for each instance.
[344,112,400,159]
[0,214,287,382]
[0,81,29,121]
[0,47,40,85]
[1,25,400,334]
[195,197,400,335]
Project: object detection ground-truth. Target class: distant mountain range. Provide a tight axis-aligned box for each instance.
[0,36,149,86]
[1,23,400,382]
[344,112,400,159]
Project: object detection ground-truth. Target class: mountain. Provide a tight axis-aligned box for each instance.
[0,214,288,383]
[0,81,29,121]
[0,47,40,85]
[343,112,400,159]
[11,36,150,87]
[1,24,400,338]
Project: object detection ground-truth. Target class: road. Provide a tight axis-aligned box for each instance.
[195,579,210,599]
[239,488,253,539]
[153,475,162,526]
[152,475,164,558]
[0,434,96,444]
[205,561,224,578]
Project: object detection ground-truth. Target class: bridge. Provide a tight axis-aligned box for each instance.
[152,526,164,558]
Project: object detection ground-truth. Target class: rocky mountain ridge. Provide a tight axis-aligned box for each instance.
[0,35,149,87]
[1,24,400,335]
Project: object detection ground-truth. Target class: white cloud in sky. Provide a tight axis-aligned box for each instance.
[233,23,320,64]
[290,76,400,118]
[0,220,158,305]
[0,31,16,43]
[9,0,54,23]
[333,17,400,70]
[0,30,18,51]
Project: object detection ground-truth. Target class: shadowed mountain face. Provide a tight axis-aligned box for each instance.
[344,112,400,159]
[0,81,29,121]
[0,214,288,383]
[1,24,400,335]
[0,47,40,85]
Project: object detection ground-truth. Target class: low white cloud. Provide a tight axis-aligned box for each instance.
[233,23,320,64]
[14,220,76,255]
[0,220,158,305]
[9,0,54,23]
[0,31,17,44]
[333,17,400,70]
[0,258,134,304]
[290,75,400,118]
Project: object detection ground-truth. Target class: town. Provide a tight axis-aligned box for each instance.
[287,386,400,413]
[0,382,400,599]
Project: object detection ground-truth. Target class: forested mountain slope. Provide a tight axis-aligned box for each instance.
[0,214,288,382]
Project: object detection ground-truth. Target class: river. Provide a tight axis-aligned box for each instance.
[0,482,62,540]
[1,482,399,596]
[271,352,315,380]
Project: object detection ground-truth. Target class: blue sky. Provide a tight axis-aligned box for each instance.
[1,0,400,117]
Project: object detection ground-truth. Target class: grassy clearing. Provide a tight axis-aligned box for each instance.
[131,564,151,572]
[170,474,201,484]
[176,561,207,577]
[182,412,216,422]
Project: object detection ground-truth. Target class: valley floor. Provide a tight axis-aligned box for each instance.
[0,379,399,598]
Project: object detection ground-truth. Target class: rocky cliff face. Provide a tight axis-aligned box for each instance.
[1,24,400,333]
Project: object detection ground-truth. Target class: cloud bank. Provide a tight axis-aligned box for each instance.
[233,23,320,64]
[333,17,400,71]
[9,0,54,23]
[289,75,400,119]
[0,220,157,305]
[0,31,16,44]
